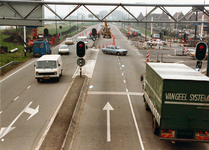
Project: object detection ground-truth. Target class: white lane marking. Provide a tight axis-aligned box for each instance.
[0,59,37,83]
[88,91,143,96]
[126,88,145,150]
[123,80,126,83]
[27,85,31,90]
[103,102,114,142]
[89,85,93,89]
[0,111,2,114]
[14,96,19,101]
[122,73,124,76]
[0,102,39,139]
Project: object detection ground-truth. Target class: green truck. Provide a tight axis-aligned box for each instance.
[142,63,209,142]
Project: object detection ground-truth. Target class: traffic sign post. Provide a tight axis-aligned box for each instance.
[77,58,86,77]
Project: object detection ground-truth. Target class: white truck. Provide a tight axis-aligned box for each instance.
[35,55,63,82]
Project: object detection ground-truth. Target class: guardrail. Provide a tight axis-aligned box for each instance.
[0,61,20,71]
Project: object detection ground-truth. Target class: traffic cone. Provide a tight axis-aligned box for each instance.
[186,47,189,55]
[102,44,104,48]
[106,44,108,46]
[146,50,150,62]
[98,44,100,49]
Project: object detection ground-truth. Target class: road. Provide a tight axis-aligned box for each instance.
[0,25,100,150]
[0,23,209,150]
[70,25,209,150]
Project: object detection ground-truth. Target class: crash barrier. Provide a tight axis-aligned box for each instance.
[61,76,89,150]
[0,61,20,71]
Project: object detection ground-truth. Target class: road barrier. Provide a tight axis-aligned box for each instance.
[0,61,20,71]
[62,76,89,150]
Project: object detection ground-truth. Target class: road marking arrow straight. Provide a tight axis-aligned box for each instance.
[103,102,114,142]
[0,102,39,139]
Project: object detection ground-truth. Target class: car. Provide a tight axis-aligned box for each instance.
[77,36,88,49]
[152,34,160,39]
[58,45,70,55]
[101,45,128,56]
[65,37,74,45]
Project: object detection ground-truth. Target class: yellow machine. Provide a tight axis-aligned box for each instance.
[102,20,112,38]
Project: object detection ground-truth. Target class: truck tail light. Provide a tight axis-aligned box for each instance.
[161,129,175,138]
[195,131,209,140]
[36,71,38,75]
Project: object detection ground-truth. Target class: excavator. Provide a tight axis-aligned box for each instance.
[102,20,112,38]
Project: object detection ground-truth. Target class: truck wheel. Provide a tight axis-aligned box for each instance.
[152,117,159,135]
[145,101,150,111]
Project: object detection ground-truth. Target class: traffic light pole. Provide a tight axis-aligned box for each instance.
[80,67,82,77]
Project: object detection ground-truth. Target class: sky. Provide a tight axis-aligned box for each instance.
[43,0,209,19]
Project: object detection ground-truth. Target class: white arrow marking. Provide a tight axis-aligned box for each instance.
[25,105,39,120]
[103,102,114,142]
[0,102,39,139]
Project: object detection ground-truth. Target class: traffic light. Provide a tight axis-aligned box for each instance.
[76,41,85,57]
[195,42,207,60]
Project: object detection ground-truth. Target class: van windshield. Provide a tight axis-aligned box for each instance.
[78,38,87,42]
[36,61,57,68]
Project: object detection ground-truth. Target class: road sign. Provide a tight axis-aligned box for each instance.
[92,37,96,41]
[77,58,85,67]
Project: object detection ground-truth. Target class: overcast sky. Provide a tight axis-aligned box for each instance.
[44,0,209,18]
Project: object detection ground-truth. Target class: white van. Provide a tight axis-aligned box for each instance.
[35,55,63,82]
[77,36,88,49]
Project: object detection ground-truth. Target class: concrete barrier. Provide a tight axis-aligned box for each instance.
[61,75,89,150]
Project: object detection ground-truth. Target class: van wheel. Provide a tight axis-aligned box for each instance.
[56,78,60,82]
[60,70,63,77]
[152,117,159,135]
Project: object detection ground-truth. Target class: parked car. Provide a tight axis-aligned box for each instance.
[65,37,74,45]
[58,45,70,55]
[101,45,128,56]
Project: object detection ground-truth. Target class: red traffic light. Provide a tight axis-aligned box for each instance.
[79,44,83,48]
[199,45,204,50]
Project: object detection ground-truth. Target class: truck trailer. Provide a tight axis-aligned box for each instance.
[142,63,209,142]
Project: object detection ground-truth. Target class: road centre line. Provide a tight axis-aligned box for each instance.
[14,96,19,101]
[88,91,143,96]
